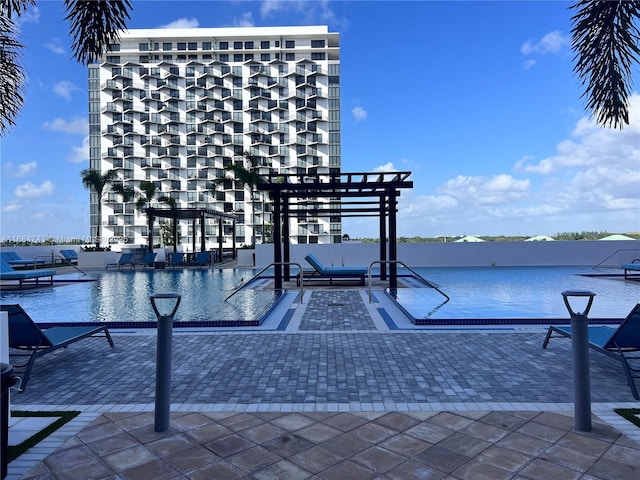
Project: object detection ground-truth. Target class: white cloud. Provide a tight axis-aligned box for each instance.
[230,12,255,27]
[4,161,36,178]
[16,5,40,27]
[44,39,65,55]
[43,117,88,135]
[14,181,55,199]
[374,162,396,172]
[1,201,22,213]
[522,59,536,70]
[52,80,80,100]
[260,0,349,30]
[521,30,569,56]
[438,174,530,206]
[158,18,200,29]
[352,105,367,121]
[69,137,90,163]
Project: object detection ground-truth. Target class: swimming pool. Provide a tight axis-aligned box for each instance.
[0,266,637,326]
[0,268,280,327]
[391,266,640,323]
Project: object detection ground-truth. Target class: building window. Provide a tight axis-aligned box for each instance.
[107,43,120,52]
[202,41,212,50]
[219,41,229,50]
[219,54,229,62]
[245,54,254,61]
[233,41,243,49]
[106,56,120,63]
[139,43,149,51]
[188,42,197,50]
[233,54,243,62]
[285,53,295,61]
[311,52,325,60]
[244,41,254,49]
[177,42,186,50]
[261,53,270,62]
[285,40,295,48]
[261,40,270,49]
[162,42,172,51]
[311,40,325,48]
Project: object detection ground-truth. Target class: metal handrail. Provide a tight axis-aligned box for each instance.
[592,248,640,270]
[35,254,87,276]
[224,261,304,303]
[368,260,450,303]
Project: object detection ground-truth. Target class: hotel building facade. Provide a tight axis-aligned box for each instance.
[89,26,341,249]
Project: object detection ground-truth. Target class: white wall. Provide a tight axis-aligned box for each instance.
[255,240,640,269]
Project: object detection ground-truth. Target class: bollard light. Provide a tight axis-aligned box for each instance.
[150,292,181,432]
[561,290,596,432]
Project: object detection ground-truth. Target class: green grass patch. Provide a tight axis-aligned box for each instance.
[614,408,640,429]
[8,410,80,463]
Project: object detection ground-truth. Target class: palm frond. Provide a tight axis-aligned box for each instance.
[64,0,132,65]
[571,0,640,128]
[1,0,36,18]
[0,14,26,136]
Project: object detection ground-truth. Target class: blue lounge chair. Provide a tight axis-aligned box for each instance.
[190,251,210,267]
[166,252,185,268]
[135,252,157,268]
[59,249,79,264]
[1,304,114,392]
[542,303,640,399]
[300,253,368,285]
[105,252,134,270]
[0,257,55,289]
[1,251,46,268]
[622,259,640,279]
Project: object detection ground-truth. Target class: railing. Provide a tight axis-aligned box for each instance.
[592,248,640,270]
[35,255,87,276]
[367,260,449,303]
[224,262,304,303]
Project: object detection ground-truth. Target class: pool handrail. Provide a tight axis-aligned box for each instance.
[224,262,304,303]
[592,248,640,270]
[368,260,450,303]
[18,253,87,276]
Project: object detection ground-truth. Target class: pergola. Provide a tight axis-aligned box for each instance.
[145,207,238,260]
[257,171,413,289]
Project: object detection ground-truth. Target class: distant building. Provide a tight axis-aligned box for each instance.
[89,26,341,249]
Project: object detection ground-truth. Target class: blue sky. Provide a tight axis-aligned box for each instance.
[1,0,639,241]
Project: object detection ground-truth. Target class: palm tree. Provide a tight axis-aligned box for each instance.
[571,0,640,128]
[134,180,176,247]
[80,168,118,249]
[1,0,132,136]
[218,152,267,247]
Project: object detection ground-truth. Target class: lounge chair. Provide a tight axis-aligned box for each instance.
[190,251,210,267]
[542,303,640,400]
[135,251,157,268]
[622,259,640,279]
[1,251,46,268]
[1,304,114,392]
[59,249,79,264]
[105,252,134,270]
[166,252,185,268]
[0,257,55,289]
[299,253,368,286]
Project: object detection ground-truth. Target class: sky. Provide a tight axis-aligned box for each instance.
[1,0,639,242]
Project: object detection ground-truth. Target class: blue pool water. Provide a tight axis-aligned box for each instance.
[393,266,640,321]
[0,266,637,325]
[0,268,278,326]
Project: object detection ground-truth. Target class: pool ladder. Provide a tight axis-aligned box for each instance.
[367,260,449,303]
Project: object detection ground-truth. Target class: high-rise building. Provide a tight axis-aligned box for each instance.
[88,26,341,249]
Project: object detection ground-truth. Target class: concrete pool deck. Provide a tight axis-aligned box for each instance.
[5,287,640,479]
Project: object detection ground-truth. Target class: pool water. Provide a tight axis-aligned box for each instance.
[0,268,278,326]
[391,266,640,322]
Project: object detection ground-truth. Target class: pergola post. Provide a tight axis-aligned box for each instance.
[379,195,387,281]
[218,217,223,263]
[388,189,398,288]
[283,193,290,281]
[147,211,154,253]
[272,190,283,289]
[200,211,206,253]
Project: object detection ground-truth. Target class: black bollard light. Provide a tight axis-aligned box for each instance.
[150,292,181,432]
[561,290,596,432]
